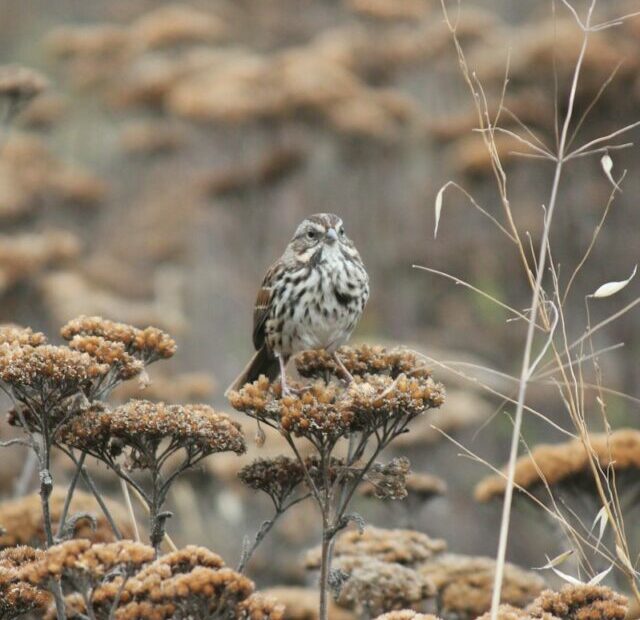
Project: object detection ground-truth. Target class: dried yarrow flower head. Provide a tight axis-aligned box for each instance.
[362,457,410,500]
[21,539,155,588]
[0,546,50,619]
[0,64,48,121]
[0,324,47,347]
[60,399,245,552]
[238,456,305,508]
[262,586,356,620]
[57,545,283,620]
[417,554,545,620]
[295,345,429,381]
[528,585,627,620]
[305,527,447,569]
[0,488,135,548]
[334,556,435,617]
[61,315,177,363]
[229,345,444,614]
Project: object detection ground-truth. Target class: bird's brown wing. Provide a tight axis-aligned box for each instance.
[252,264,277,350]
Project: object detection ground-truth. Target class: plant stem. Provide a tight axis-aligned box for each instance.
[318,518,333,620]
[57,451,87,539]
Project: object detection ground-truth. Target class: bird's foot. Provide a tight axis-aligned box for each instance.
[333,353,355,386]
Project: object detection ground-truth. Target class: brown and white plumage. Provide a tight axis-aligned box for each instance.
[226,213,369,395]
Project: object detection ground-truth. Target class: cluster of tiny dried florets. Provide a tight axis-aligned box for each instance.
[363,457,410,500]
[0,325,48,348]
[238,456,305,507]
[37,544,284,620]
[229,370,444,441]
[418,554,546,620]
[475,429,640,502]
[295,345,428,380]
[0,488,135,547]
[59,399,246,469]
[0,546,50,619]
[61,315,177,363]
[68,334,144,381]
[528,585,627,620]
[336,556,434,617]
[363,471,447,503]
[305,527,447,569]
[20,539,155,587]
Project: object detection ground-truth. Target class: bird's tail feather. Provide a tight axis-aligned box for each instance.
[224,345,280,397]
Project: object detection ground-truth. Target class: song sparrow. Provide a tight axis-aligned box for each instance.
[226,213,369,395]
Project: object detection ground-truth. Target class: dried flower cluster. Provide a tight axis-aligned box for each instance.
[61,315,177,363]
[474,429,640,501]
[24,543,284,620]
[59,398,245,552]
[418,554,545,620]
[374,613,440,620]
[364,457,411,500]
[0,546,50,619]
[527,585,627,620]
[306,527,446,569]
[238,456,305,508]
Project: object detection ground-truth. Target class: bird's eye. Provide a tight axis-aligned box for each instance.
[306,230,317,240]
[338,228,345,236]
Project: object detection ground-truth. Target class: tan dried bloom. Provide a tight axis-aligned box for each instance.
[119,120,186,156]
[0,488,135,547]
[0,324,47,347]
[305,526,446,569]
[0,344,109,391]
[475,605,533,620]
[21,539,154,586]
[0,230,81,293]
[362,471,446,502]
[262,586,357,620]
[69,335,144,380]
[236,593,286,619]
[131,4,228,50]
[238,456,305,506]
[375,613,441,620]
[347,0,431,21]
[475,429,640,502]
[528,585,627,620]
[363,457,411,500]
[0,65,48,116]
[46,24,131,61]
[295,345,429,380]
[418,554,545,620]
[61,316,177,362]
[60,399,245,465]
[0,546,50,619]
[336,557,434,617]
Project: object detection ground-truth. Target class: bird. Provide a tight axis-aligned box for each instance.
[226,213,369,396]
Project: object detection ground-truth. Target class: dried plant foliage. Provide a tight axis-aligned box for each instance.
[474,429,640,502]
[418,554,545,620]
[0,488,135,548]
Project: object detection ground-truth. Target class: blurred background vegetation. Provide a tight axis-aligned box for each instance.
[0,0,638,593]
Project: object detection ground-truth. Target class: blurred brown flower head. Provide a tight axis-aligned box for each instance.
[418,554,546,620]
[375,613,441,620]
[528,585,627,620]
[0,488,136,548]
[335,556,434,617]
[61,315,177,363]
[474,429,640,502]
[305,526,446,569]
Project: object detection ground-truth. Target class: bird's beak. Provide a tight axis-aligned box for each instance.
[326,228,338,244]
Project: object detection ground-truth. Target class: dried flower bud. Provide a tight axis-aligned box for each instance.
[238,456,305,506]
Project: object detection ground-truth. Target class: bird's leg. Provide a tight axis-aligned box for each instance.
[278,354,292,396]
[333,351,355,385]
